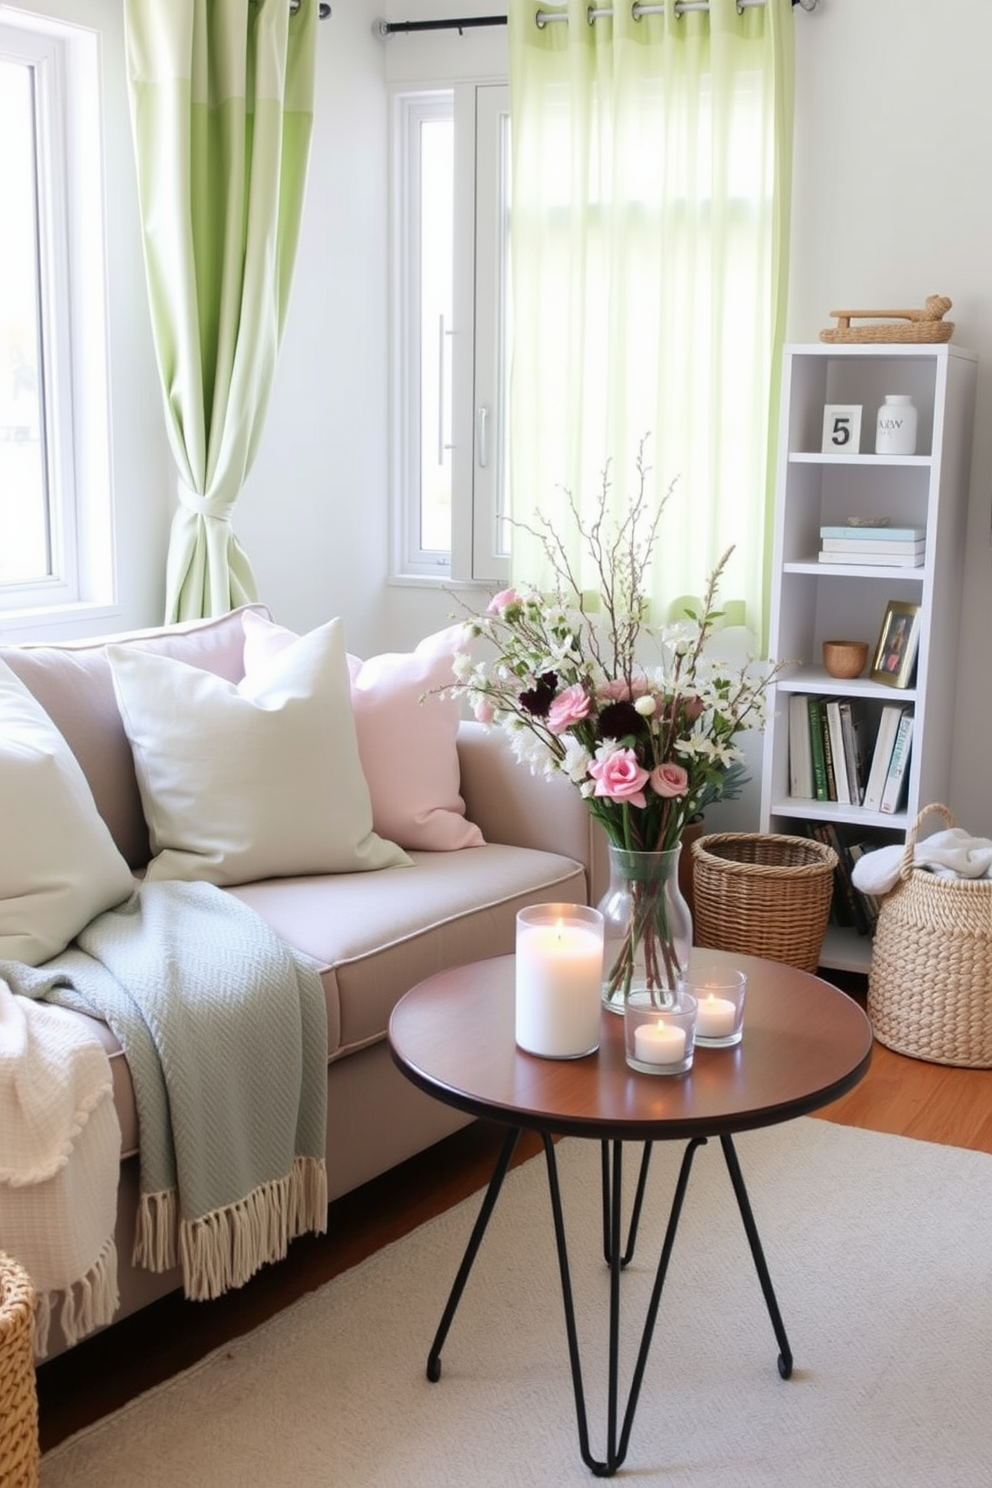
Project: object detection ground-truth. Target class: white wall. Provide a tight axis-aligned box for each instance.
[239,0,507,654]
[5,0,991,833]
[787,0,992,834]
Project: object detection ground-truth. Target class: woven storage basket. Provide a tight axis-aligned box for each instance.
[0,1253,39,1488]
[869,804,992,1067]
[691,832,838,974]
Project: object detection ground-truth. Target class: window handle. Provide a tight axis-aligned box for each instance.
[476,405,489,469]
[437,315,455,466]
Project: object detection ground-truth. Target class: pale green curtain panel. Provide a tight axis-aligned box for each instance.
[124,0,318,621]
[507,0,794,642]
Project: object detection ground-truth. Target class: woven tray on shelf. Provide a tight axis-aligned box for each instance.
[690,832,837,975]
[0,1253,40,1488]
[869,804,992,1068]
[819,294,954,344]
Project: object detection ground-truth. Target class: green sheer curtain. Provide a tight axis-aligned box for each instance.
[507,0,793,642]
[124,0,317,622]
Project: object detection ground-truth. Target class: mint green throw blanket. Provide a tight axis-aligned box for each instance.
[3,880,328,1302]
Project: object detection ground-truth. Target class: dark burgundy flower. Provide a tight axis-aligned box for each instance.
[597,700,648,741]
[519,671,558,716]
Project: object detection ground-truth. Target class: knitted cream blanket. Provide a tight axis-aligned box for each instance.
[0,979,120,1357]
[1,880,328,1346]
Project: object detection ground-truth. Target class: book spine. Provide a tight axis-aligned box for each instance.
[818,551,925,567]
[863,705,903,812]
[837,699,863,805]
[819,525,926,542]
[789,694,814,798]
[847,841,882,931]
[880,712,914,814]
[808,697,828,802]
[821,538,925,555]
[825,700,851,805]
[819,699,838,800]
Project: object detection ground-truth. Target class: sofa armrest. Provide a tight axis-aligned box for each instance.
[456,720,595,893]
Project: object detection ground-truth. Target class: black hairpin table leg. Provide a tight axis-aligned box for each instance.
[426,1125,521,1382]
[545,1133,707,1477]
[719,1133,794,1379]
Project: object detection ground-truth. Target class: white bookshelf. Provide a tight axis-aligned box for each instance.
[759,342,978,972]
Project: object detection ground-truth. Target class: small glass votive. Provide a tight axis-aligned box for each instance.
[678,965,747,1048]
[515,904,605,1059]
[623,990,698,1076]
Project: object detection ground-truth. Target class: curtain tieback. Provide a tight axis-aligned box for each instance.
[176,481,236,523]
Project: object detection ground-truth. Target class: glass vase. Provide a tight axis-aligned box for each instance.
[598,844,693,1015]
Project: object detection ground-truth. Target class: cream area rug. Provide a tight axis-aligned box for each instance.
[42,1118,992,1487]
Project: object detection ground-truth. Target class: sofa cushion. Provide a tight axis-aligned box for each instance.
[0,606,269,868]
[242,613,484,852]
[230,842,588,1055]
[42,841,586,1162]
[107,618,410,886]
[0,659,135,965]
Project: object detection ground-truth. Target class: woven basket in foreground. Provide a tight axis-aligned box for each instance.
[0,1253,39,1488]
[869,804,992,1068]
[691,832,837,974]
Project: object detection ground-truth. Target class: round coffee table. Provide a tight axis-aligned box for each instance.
[389,950,872,1477]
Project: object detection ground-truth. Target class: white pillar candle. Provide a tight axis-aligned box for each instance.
[515,910,603,1058]
[633,1018,686,1067]
[695,994,737,1041]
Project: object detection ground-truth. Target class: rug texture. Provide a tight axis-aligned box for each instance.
[41,1118,992,1487]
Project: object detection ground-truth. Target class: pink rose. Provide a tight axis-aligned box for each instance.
[589,748,650,807]
[547,683,591,734]
[650,762,689,799]
[487,588,521,615]
[597,676,650,703]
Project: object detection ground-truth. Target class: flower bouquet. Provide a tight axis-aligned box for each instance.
[451,446,781,1010]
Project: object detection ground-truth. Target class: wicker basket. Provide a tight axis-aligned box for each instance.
[0,1253,39,1488]
[869,804,992,1067]
[691,832,838,974]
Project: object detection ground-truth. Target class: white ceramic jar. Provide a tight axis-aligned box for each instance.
[875,394,918,456]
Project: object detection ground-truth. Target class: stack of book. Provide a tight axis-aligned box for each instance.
[788,694,913,815]
[818,524,926,567]
[802,821,887,937]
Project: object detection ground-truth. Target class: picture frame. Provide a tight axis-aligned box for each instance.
[821,404,863,454]
[871,601,921,688]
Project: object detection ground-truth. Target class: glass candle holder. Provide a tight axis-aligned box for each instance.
[678,965,747,1048]
[623,990,698,1076]
[515,904,605,1058]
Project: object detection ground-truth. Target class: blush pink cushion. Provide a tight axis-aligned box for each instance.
[241,613,484,852]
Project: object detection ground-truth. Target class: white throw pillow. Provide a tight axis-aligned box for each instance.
[107,618,410,886]
[0,658,135,965]
[242,611,484,851]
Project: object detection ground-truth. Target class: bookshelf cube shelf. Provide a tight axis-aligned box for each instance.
[760,343,978,973]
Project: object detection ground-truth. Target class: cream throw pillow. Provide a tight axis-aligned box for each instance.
[242,612,484,852]
[107,618,410,886]
[0,658,135,965]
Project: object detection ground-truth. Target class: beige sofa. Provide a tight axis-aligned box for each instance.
[1,606,595,1356]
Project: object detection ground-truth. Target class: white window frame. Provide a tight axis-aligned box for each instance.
[0,12,114,622]
[390,80,510,587]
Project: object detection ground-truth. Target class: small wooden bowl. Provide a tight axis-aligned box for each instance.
[822,640,869,679]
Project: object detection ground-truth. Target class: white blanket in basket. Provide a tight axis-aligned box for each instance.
[851,828,992,897]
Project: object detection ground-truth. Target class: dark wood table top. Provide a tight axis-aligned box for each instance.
[389,950,873,1142]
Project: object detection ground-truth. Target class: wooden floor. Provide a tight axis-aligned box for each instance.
[35,974,992,1453]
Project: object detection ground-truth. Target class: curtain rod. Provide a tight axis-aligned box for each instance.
[373,0,817,38]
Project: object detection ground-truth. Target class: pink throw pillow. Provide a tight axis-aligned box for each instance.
[242,612,484,852]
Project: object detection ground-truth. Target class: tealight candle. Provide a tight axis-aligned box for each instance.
[678,965,747,1047]
[623,990,698,1075]
[515,905,605,1058]
[695,994,737,1041]
[634,1018,686,1066]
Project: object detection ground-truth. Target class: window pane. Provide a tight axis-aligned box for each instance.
[418,116,453,555]
[0,57,50,584]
